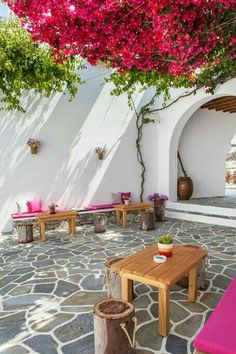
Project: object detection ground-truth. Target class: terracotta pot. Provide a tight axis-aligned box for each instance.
[158,242,173,257]
[98,152,104,160]
[49,206,56,214]
[124,199,130,205]
[177,177,193,200]
[30,145,38,154]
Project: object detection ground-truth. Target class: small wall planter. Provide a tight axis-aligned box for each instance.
[94,146,107,160]
[27,138,41,154]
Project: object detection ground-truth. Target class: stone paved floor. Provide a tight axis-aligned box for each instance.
[0,219,236,354]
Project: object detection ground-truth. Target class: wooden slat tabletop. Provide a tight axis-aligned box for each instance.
[111,245,207,286]
[37,210,77,220]
[114,203,151,210]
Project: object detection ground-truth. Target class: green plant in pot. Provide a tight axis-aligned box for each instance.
[156,235,174,257]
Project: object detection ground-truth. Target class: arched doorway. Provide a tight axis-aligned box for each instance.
[177,95,236,200]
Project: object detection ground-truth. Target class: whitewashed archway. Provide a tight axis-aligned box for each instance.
[155,79,236,201]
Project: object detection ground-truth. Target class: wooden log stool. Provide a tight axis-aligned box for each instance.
[105,258,125,298]
[93,213,107,233]
[177,244,208,290]
[94,299,137,354]
[105,258,135,299]
[17,223,34,243]
[139,211,155,230]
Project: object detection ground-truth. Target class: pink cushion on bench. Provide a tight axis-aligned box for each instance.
[84,204,115,211]
[27,199,42,213]
[12,211,48,219]
[194,277,236,354]
[12,209,67,219]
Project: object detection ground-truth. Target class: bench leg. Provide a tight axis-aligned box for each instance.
[40,221,46,242]
[116,210,121,225]
[123,211,128,228]
[159,287,170,336]
[121,277,133,302]
[188,265,197,302]
[71,218,76,236]
[68,218,72,234]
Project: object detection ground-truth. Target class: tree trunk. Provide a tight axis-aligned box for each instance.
[139,211,155,230]
[17,224,34,243]
[94,299,136,354]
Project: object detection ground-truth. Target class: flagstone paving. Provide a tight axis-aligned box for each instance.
[0,218,236,354]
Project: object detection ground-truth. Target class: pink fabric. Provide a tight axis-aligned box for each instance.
[194,277,236,354]
[27,199,42,213]
[121,192,131,204]
[12,208,67,219]
[12,210,48,219]
[84,204,115,211]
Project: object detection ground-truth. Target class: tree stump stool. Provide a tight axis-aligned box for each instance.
[177,244,208,290]
[93,213,107,233]
[17,223,34,243]
[139,211,155,230]
[105,258,125,298]
[105,258,135,300]
[94,299,137,354]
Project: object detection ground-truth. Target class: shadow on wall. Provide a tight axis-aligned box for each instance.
[0,67,105,232]
[0,68,143,232]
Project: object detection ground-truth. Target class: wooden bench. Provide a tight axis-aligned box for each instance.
[194,277,236,354]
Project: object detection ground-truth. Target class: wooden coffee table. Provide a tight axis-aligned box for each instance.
[114,203,151,228]
[111,244,207,336]
[36,210,77,241]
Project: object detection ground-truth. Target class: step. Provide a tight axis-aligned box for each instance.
[165,201,236,227]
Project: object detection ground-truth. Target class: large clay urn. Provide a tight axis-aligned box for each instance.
[177,177,193,200]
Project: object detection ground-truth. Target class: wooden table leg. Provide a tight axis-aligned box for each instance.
[188,265,197,302]
[68,218,72,234]
[159,287,170,336]
[71,217,76,236]
[121,277,133,302]
[116,210,121,225]
[123,211,128,228]
[40,221,46,242]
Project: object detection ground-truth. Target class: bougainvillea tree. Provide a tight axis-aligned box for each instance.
[0,17,83,111]
[4,0,236,199]
[5,0,236,91]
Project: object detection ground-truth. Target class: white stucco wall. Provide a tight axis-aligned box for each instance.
[178,109,236,198]
[0,66,158,232]
[2,65,236,232]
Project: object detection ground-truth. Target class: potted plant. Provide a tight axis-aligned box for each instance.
[123,196,131,205]
[48,203,58,214]
[27,138,41,154]
[156,235,174,257]
[94,146,107,160]
[147,193,168,222]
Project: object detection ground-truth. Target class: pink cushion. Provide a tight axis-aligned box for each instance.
[11,208,67,219]
[84,204,115,211]
[27,199,42,213]
[194,277,236,354]
[12,212,37,219]
[121,192,131,204]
